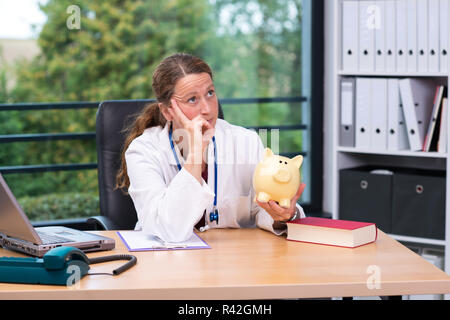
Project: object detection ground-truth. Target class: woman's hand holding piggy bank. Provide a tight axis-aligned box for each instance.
[253,148,305,222]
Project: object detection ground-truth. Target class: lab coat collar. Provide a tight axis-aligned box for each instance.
[159,122,181,166]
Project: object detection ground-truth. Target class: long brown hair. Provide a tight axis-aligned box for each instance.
[116,53,214,191]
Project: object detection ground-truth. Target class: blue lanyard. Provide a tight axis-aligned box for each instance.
[168,125,219,224]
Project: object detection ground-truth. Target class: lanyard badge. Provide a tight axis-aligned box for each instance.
[169,125,219,224]
[209,208,219,224]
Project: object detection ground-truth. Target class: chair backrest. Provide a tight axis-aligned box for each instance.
[96,100,149,229]
[96,99,224,230]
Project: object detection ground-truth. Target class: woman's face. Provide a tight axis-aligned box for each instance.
[168,72,219,128]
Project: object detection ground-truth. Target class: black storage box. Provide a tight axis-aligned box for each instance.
[339,166,394,233]
[391,169,446,240]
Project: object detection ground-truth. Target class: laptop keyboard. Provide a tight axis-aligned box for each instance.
[37,232,72,245]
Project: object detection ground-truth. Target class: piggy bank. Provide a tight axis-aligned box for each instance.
[253,148,303,208]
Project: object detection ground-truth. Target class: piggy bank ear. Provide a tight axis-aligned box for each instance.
[291,155,303,168]
[263,148,274,160]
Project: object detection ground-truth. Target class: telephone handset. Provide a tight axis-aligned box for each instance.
[0,246,136,285]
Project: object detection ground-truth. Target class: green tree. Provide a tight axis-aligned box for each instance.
[0,47,10,103]
[2,0,304,219]
[12,0,215,102]
[207,0,304,152]
[4,0,216,201]
[0,48,28,181]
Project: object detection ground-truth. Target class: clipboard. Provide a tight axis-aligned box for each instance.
[117,231,210,251]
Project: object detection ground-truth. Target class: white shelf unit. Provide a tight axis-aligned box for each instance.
[338,146,448,158]
[324,0,450,278]
[338,70,448,77]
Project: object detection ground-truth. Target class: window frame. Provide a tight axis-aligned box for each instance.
[301,0,324,214]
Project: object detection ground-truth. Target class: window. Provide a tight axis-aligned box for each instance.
[0,0,323,221]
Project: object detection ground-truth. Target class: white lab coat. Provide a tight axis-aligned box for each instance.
[125,119,305,242]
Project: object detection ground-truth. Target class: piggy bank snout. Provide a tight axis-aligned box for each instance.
[273,168,291,183]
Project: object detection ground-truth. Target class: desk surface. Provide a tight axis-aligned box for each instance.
[1,229,450,299]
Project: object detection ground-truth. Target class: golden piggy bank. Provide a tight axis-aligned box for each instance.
[253,148,303,208]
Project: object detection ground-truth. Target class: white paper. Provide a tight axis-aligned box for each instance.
[385,0,397,72]
[342,0,359,71]
[439,0,449,73]
[355,77,372,148]
[429,0,440,72]
[117,231,210,251]
[370,78,388,150]
[359,1,375,71]
[341,82,354,125]
[396,0,408,72]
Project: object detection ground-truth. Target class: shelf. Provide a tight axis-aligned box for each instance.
[337,147,448,159]
[389,234,446,247]
[338,70,448,77]
[328,0,450,282]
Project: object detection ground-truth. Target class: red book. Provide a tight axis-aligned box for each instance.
[286,217,377,248]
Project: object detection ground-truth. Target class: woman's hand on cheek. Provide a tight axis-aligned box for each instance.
[168,99,189,128]
[169,99,214,158]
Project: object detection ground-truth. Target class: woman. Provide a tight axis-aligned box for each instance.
[116,53,306,242]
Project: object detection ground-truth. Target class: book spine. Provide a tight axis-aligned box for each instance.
[286,238,378,249]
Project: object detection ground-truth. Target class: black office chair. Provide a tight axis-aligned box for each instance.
[88,99,224,230]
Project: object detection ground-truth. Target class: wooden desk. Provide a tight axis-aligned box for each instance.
[1,229,450,299]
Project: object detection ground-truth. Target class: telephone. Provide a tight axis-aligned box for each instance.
[0,246,137,286]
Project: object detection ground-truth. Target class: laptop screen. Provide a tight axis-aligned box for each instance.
[0,174,42,244]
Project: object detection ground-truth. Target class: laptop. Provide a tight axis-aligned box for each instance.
[0,174,115,257]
